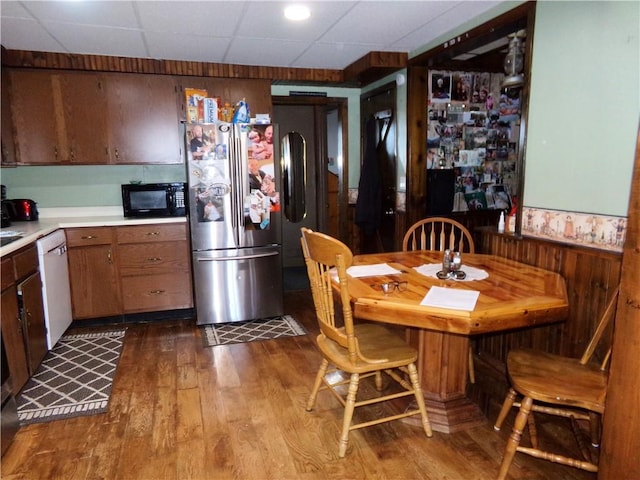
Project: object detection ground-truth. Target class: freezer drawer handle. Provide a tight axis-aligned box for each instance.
[197,251,279,262]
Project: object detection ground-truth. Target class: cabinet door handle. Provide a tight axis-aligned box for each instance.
[147,257,162,262]
[145,232,160,236]
[107,248,113,264]
[149,290,165,295]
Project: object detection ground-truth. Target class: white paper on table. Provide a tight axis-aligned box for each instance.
[420,286,480,311]
[346,263,402,278]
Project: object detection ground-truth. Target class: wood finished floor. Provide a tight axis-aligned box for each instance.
[1,290,597,480]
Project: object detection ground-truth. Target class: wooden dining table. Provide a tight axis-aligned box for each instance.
[338,250,569,433]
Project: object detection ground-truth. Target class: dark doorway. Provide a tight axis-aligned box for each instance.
[359,83,397,252]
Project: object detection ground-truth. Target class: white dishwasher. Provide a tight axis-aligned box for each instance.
[37,229,73,350]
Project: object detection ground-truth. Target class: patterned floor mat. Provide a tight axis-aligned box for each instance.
[16,329,126,425]
[201,315,306,347]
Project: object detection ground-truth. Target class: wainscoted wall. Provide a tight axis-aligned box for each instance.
[522,206,627,253]
[471,227,622,415]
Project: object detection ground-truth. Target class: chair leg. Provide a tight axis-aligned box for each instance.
[339,373,360,458]
[589,412,601,447]
[375,371,383,391]
[306,359,329,412]
[407,362,433,437]
[494,388,517,431]
[497,396,533,480]
[527,412,538,449]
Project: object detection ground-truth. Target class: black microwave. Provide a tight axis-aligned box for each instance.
[121,182,187,218]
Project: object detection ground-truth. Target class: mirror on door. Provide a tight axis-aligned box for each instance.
[281,131,307,223]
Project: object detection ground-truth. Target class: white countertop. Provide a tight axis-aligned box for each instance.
[1,207,186,257]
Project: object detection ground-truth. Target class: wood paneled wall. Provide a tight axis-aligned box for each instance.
[469,228,623,425]
[476,228,621,362]
[599,128,640,479]
[1,49,343,84]
[1,48,409,87]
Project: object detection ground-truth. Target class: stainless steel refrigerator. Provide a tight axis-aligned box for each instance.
[186,122,283,325]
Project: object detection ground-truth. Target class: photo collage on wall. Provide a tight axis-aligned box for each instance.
[428,70,522,213]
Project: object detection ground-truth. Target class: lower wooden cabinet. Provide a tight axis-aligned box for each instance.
[18,272,48,374]
[67,223,193,320]
[117,224,192,314]
[1,246,48,393]
[1,284,30,393]
[66,227,121,319]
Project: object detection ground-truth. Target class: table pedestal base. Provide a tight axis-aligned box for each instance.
[404,327,486,433]
[401,396,486,433]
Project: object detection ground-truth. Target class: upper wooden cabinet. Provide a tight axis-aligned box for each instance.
[6,69,274,166]
[10,70,109,164]
[1,72,17,166]
[9,70,60,165]
[8,69,182,165]
[104,73,182,164]
[59,72,110,164]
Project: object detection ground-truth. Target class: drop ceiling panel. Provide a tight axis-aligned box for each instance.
[136,1,245,37]
[41,22,148,57]
[236,1,357,42]
[23,0,139,28]
[0,1,32,18]
[294,42,375,70]
[321,1,450,46]
[144,31,232,63]
[400,1,504,53]
[0,16,63,52]
[224,36,310,67]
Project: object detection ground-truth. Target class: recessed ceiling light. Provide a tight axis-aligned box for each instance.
[284,5,310,21]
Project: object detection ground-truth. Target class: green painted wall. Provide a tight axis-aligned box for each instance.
[524,0,638,216]
[1,164,186,207]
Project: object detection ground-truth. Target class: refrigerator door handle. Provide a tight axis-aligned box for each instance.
[196,251,279,262]
[228,130,239,235]
[236,131,248,229]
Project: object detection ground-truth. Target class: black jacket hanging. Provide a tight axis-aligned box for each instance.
[355,116,382,235]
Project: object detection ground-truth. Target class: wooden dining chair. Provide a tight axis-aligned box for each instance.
[402,216,477,383]
[402,216,475,254]
[494,286,619,479]
[300,227,432,457]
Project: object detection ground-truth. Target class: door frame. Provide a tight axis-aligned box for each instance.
[272,95,349,244]
[359,81,399,251]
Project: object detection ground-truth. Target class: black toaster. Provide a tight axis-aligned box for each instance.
[7,199,39,221]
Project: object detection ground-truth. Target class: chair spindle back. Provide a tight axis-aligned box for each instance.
[403,217,475,253]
